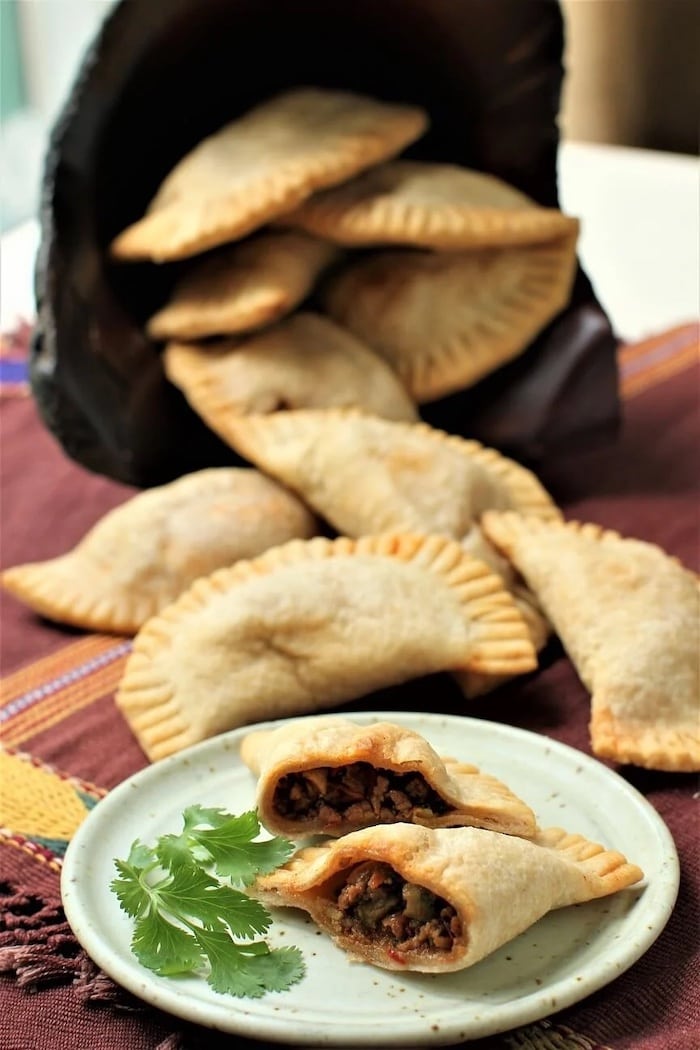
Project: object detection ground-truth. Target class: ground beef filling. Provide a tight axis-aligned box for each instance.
[335,861,461,955]
[273,762,453,827]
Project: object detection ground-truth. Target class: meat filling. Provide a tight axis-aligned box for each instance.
[273,762,453,827]
[335,861,461,954]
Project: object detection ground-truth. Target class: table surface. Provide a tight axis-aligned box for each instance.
[0,140,698,1050]
[2,141,698,338]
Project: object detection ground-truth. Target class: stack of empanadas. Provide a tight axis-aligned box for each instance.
[107,86,579,417]
[239,715,644,974]
[3,86,697,774]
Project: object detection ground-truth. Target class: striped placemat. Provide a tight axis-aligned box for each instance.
[617,321,698,398]
[1,636,132,748]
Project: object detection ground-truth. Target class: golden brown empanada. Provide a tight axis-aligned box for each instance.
[163,314,417,429]
[251,823,643,973]
[116,533,536,760]
[110,88,428,262]
[0,468,317,634]
[483,512,700,772]
[147,231,339,341]
[224,408,560,540]
[240,715,536,838]
[321,234,578,401]
[277,159,578,250]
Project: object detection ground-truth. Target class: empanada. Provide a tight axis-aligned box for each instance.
[163,314,417,426]
[0,468,317,634]
[116,533,536,760]
[224,408,560,540]
[147,231,339,341]
[321,234,578,401]
[483,512,700,772]
[277,159,578,250]
[240,716,536,838]
[110,88,428,261]
[251,823,643,973]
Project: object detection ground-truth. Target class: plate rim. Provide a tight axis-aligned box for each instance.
[60,712,680,1046]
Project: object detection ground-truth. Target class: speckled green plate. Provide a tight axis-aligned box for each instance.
[61,712,678,1046]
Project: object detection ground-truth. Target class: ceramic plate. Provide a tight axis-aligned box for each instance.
[61,713,678,1046]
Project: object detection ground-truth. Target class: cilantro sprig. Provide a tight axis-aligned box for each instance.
[110,806,304,998]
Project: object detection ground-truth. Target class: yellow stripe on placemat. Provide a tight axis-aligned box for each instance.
[0,745,106,862]
[619,321,699,399]
[1,634,131,747]
[0,747,105,841]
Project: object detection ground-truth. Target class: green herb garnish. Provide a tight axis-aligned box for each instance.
[111,806,305,998]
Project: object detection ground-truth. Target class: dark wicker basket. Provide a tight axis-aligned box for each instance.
[31,0,620,487]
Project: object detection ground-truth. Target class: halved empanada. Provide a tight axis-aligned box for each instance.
[163,314,417,430]
[483,512,700,772]
[116,533,536,760]
[147,231,339,341]
[277,159,578,250]
[240,715,536,838]
[0,468,317,634]
[321,233,578,401]
[251,823,643,973]
[110,88,428,261]
[224,408,560,540]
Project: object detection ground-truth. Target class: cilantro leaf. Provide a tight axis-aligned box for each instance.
[182,805,259,837]
[111,856,154,919]
[194,928,305,998]
[154,865,270,935]
[184,810,295,885]
[247,945,306,994]
[155,865,233,927]
[132,910,203,976]
[216,888,272,939]
[251,944,306,991]
[214,837,296,882]
[111,805,305,1000]
[128,840,158,870]
[154,831,200,874]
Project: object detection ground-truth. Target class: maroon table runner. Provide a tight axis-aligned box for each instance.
[1,324,698,1050]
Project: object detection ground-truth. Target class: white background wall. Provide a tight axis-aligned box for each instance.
[1,1,114,230]
[17,0,115,127]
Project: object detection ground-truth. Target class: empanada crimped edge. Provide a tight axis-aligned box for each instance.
[1,554,149,635]
[225,408,562,525]
[278,161,580,250]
